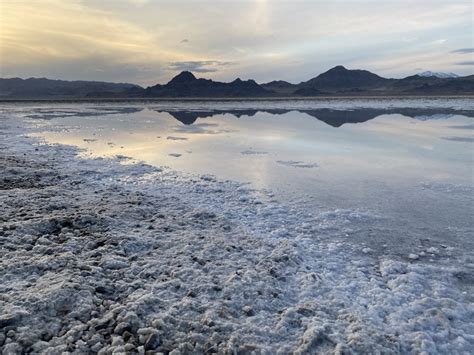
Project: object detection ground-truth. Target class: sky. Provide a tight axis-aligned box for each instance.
[0,0,473,86]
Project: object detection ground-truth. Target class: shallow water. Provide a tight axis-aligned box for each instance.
[5,98,474,259]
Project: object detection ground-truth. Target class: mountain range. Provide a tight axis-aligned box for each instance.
[1,66,473,99]
[0,77,140,99]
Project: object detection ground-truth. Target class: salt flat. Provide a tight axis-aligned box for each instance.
[1,104,473,354]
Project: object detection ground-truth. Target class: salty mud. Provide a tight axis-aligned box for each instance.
[1,114,473,354]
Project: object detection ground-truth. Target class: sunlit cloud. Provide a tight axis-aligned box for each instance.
[124,0,151,6]
[2,1,156,61]
[1,0,472,84]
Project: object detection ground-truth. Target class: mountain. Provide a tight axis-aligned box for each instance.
[143,71,272,97]
[261,80,298,95]
[0,77,141,99]
[297,65,390,93]
[403,75,474,94]
[417,71,459,78]
[1,66,473,99]
[292,66,472,96]
[389,74,474,94]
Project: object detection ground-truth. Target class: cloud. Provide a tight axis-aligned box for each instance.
[1,1,158,63]
[126,0,150,6]
[125,0,150,7]
[1,0,473,83]
[451,48,474,54]
[455,61,474,66]
[168,61,234,73]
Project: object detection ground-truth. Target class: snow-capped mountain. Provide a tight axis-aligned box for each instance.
[417,71,459,78]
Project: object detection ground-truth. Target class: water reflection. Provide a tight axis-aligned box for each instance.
[25,104,473,189]
[156,107,474,127]
[15,100,473,259]
[25,105,474,129]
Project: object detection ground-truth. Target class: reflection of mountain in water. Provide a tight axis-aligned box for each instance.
[155,108,474,128]
[27,105,474,128]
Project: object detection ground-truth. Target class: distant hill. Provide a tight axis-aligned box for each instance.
[135,67,474,97]
[1,66,473,99]
[143,71,271,97]
[286,66,473,96]
[0,77,141,99]
[402,75,474,94]
[261,80,298,95]
[297,65,390,93]
[389,74,474,94]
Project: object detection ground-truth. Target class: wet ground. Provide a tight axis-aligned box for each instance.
[4,98,472,261]
[1,100,473,353]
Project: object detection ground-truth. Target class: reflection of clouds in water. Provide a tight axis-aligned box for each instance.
[173,123,235,135]
[441,136,474,143]
[448,124,474,130]
[277,160,319,168]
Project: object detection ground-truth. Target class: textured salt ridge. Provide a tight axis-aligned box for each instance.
[1,113,473,354]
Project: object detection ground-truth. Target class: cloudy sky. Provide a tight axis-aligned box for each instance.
[1,0,472,86]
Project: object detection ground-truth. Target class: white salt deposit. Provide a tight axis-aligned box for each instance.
[0,110,473,353]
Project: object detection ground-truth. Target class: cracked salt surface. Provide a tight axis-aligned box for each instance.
[1,109,473,354]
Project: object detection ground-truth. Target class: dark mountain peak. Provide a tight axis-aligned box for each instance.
[320,65,378,78]
[328,65,348,72]
[263,80,294,85]
[298,65,387,92]
[143,72,271,97]
[168,71,197,85]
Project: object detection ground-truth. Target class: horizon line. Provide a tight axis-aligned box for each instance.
[1,65,469,88]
